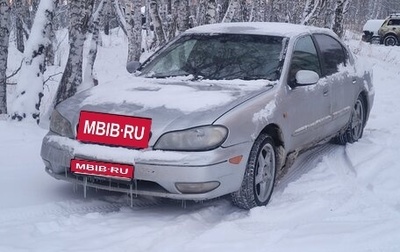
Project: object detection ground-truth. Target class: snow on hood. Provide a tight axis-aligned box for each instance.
[57,75,274,145]
[362,20,385,33]
[81,76,271,113]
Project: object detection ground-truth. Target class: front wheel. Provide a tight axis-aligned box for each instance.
[335,95,366,145]
[231,134,277,209]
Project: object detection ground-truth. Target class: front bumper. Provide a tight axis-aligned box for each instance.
[40,132,252,200]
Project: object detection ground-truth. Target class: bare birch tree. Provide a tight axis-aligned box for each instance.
[111,0,128,35]
[81,0,109,91]
[149,0,167,46]
[205,0,217,24]
[222,0,240,22]
[175,0,190,33]
[125,0,142,63]
[332,0,351,38]
[10,0,55,122]
[54,0,95,105]
[0,0,10,115]
[253,0,267,22]
[301,0,320,25]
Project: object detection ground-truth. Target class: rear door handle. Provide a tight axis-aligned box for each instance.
[323,88,329,96]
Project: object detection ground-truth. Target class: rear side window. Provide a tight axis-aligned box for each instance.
[387,19,400,26]
[313,34,347,76]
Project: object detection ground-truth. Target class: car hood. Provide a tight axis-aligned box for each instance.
[56,76,274,146]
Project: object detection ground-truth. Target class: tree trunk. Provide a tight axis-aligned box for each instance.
[125,0,142,63]
[13,0,25,53]
[111,0,128,35]
[222,0,240,23]
[205,0,217,24]
[55,0,95,105]
[10,0,55,123]
[332,0,350,38]
[301,0,322,25]
[257,0,268,22]
[149,0,167,47]
[175,0,189,33]
[81,0,108,92]
[0,0,10,115]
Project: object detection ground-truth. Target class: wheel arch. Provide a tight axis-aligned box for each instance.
[259,123,284,148]
[358,90,369,122]
[384,32,398,38]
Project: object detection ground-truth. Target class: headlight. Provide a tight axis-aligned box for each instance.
[49,109,74,138]
[154,125,228,151]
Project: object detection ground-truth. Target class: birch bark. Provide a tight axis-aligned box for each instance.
[10,0,55,123]
[332,0,350,38]
[125,0,142,63]
[205,0,217,24]
[0,0,10,115]
[222,0,240,23]
[55,0,95,105]
[149,0,166,46]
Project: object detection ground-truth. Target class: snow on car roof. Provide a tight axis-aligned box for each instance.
[362,19,385,32]
[185,22,332,38]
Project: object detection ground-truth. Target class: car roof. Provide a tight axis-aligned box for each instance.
[184,22,334,38]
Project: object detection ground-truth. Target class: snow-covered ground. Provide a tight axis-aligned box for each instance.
[1,33,400,251]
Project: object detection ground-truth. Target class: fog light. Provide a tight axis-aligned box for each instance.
[175,181,220,194]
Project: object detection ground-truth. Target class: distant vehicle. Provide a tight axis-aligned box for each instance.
[41,22,374,209]
[378,13,400,46]
[362,19,385,44]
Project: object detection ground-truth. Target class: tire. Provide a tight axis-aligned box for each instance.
[231,134,277,209]
[336,95,366,145]
[384,35,398,46]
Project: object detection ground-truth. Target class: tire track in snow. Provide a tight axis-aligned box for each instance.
[0,200,123,224]
[276,143,338,191]
[0,194,162,224]
[335,145,400,217]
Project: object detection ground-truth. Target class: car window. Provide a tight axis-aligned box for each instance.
[140,34,285,81]
[289,35,321,85]
[313,34,347,77]
[387,19,400,26]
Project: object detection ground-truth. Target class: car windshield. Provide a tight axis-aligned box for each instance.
[140,33,285,81]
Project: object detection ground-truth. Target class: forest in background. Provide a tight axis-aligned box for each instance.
[0,0,399,123]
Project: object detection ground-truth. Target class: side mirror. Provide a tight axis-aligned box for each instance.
[295,70,319,86]
[126,61,141,73]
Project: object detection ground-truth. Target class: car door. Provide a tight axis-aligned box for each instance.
[313,34,356,134]
[281,35,331,150]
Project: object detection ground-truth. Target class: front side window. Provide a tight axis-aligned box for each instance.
[313,34,347,76]
[289,35,321,85]
[140,34,285,81]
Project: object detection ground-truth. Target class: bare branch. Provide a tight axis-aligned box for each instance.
[5,59,23,81]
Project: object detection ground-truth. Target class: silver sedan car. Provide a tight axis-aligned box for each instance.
[41,22,374,209]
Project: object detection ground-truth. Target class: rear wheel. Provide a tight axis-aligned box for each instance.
[336,95,366,145]
[232,134,277,209]
[384,35,398,46]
